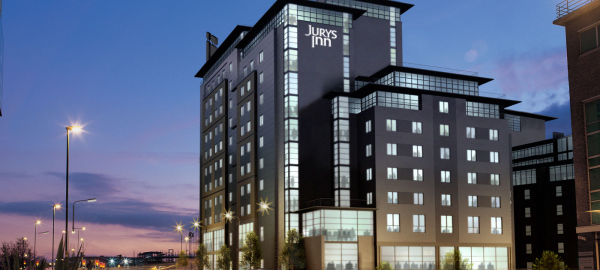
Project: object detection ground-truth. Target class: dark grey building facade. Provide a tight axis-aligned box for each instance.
[195,0,551,269]
[512,133,577,269]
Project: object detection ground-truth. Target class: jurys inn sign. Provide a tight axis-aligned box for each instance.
[306,25,338,48]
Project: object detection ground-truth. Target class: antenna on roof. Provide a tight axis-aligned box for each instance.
[206,32,219,62]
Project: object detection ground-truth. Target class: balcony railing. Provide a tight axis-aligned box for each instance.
[556,0,596,19]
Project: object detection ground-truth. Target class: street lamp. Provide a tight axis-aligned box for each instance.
[65,125,82,252]
[184,237,189,257]
[33,220,44,265]
[174,222,183,254]
[73,227,86,251]
[73,199,95,233]
[190,218,202,257]
[52,204,61,270]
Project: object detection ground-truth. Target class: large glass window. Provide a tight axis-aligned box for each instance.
[506,114,521,132]
[302,210,373,240]
[468,217,480,234]
[412,122,422,134]
[380,246,436,270]
[362,91,419,111]
[441,171,450,183]
[324,243,357,270]
[491,217,502,234]
[441,215,453,233]
[549,164,574,181]
[459,247,508,270]
[466,101,499,118]
[388,192,398,204]
[513,169,537,186]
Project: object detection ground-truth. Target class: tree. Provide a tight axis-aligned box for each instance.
[439,249,472,270]
[280,229,306,270]
[194,243,210,270]
[216,245,231,270]
[54,237,85,270]
[176,251,189,268]
[240,231,262,269]
[532,250,568,270]
[1,238,33,270]
[375,262,392,270]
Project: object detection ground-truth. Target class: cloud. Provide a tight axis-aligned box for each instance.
[45,172,119,195]
[535,101,573,139]
[0,198,197,231]
[492,48,569,112]
[0,172,33,180]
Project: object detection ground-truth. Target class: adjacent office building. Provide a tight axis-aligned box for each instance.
[196,0,552,268]
[512,132,577,270]
[554,1,600,268]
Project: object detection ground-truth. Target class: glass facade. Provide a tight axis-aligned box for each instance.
[325,0,402,20]
[512,143,553,159]
[506,114,521,131]
[466,101,499,119]
[380,246,436,270]
[332,97,351,206]
[325,243,358,270]
[302,210,373,241]
[513,169,536,186]
[458,247,509,270]
[371,71,480,96]
[362,91,419,111]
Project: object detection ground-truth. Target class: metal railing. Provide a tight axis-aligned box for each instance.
[556,0,596,19]
[403,62,478,76]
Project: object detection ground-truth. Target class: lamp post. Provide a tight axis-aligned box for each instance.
[22,237,27,268]
[65,125,82,252]
[52,204,61,270]
[184,236,189,257]
[33,220,47,265]
[72,227,86,251]
[174,222,183,254]
[73,198,95,233]
[190,218,202,257]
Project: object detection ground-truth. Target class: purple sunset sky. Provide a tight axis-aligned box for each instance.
[0,0,571,258]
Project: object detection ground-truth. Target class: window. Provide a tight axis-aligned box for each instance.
[386,119,397,131]
[388,168,398,180]
[468,173,477,184]
[413,145,423,157]
[441,171,450,183]
[229,63,233,72]
[414,193,424,205]
[250,60,254,70]
[388,192,398,204]
[524,189,530,200]
[260,226,264,242]
[580,25,599,54]
[466,127,476,139]
[525,208,531,218]
[259,72,264,84]
[440,147,450,159]
[550,164,575,181]
[468,196,478,207]
[367,192,373,205]
[526,244,532,254]
[412,122,422,134]
[441,194,451,206]
[490,152,499,163]
[365,120,372,133]
[526,226,531,236]
[441,215,453,233]
[259,136,264,147]
[466,101,499,118]
[440,124,449,136]
[413,169,423,181]
[259,158,264,169]
[558,243,564,253]
[413,215,425,232]
[259,115,264,126]
[366,168,372,181]
[557,205,563,215]
[468,216,479,234]
[439,101,449,113]
[259,51,264,63]
[387,214,400,232]
[492,197,501,208]
[557,224,564,235]
[489,129,498,141]
[556,186,562,197]
[467,150,477,161]
[506,114,521,131]
[387,143,397,155]
[260,179,264,190]
[491,217,502,234]
[243,66,247,76]
[491,174,500,185]
[367,144,373,157]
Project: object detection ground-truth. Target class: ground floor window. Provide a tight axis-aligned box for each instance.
[324,243,358,270]
[380,246,435,269]
[459,247,508,270]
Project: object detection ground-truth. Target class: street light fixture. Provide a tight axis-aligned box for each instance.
[73,227,86,250]
[174,222,184,254]
[33,220,42,265]
[73,198,96,234]
[52,204,61,270]
[65,125,83,252]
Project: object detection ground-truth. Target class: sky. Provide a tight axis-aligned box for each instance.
[0,0,572,258]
